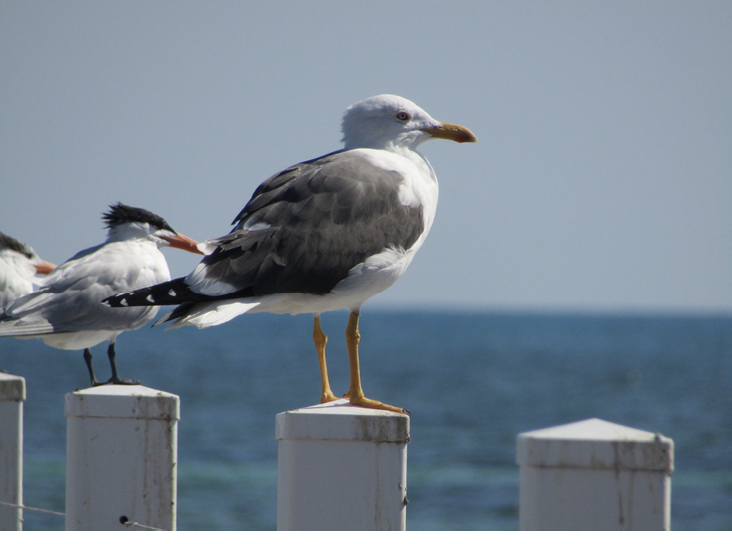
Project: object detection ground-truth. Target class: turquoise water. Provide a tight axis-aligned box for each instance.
[2,311,731,530]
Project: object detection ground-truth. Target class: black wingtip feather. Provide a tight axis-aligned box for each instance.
[103,278,192,308]
[161,302,198,324]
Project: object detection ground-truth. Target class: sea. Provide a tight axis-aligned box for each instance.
[1,310,730,531]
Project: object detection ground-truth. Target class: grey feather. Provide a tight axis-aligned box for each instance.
[194,150,424,297]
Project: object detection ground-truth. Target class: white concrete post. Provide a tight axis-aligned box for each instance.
[0,372,25,531]
[65,385,179,531]
[276,399,409,530]
[517,418,674,530]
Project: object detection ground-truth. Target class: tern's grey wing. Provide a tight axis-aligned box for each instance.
[0,241,166,336]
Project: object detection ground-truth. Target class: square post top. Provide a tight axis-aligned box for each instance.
[65,384,180,421]
[0,372,26,402]
[276,400,410,443]
[517,418,673,473]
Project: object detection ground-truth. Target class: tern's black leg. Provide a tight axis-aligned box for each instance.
[105,342,140,385]
[84,348,102,387]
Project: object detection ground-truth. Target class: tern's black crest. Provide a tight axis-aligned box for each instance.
[102,203,177,233]
[0,232,34,259]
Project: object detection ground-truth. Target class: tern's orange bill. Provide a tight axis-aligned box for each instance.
[161,234,204,255]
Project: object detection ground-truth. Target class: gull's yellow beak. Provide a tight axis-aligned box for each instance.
[424,122,477,143]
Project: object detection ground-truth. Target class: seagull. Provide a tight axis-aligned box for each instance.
[0,231,57,311]
[105,95,477,412]
[0,203,203,386]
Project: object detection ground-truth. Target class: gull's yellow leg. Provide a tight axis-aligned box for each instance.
[345,310,406,413]
[314,314,338,404]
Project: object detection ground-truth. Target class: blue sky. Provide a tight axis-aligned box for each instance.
[1,1,730,313]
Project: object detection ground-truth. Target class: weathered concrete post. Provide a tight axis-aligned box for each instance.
[0,372,25,530]
[65,385,179,531]
[276,399,409,530]
[517,418,674,530]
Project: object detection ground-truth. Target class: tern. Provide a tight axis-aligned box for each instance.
[0,203,203,386]
[0,231,56,311]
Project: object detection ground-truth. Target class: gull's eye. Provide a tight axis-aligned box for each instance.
[396,111,410,121]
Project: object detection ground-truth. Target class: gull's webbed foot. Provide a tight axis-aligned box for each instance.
[346,391,408,414]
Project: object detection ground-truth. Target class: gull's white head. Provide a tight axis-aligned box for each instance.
[341,94,477,151]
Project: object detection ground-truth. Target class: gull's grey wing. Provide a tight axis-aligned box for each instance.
[189,150,425,298]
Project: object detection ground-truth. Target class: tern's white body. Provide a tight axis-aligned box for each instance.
[0,216,201,349]
[0,226,171,348]
[0,203,203,386]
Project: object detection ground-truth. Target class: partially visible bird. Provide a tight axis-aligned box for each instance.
[105,95,477,412]
[0,203,203,386]
[0,231,56,311]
